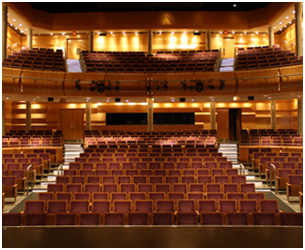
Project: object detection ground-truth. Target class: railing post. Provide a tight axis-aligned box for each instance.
[26,164,33,195]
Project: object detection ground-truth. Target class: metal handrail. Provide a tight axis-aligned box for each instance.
[269,163,278,193]
[57,164,63,176]
[239,163,245,175]
[26,164,34,195]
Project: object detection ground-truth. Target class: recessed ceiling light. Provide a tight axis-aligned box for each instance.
[293,10,296,13]
[191,99,194,102]
[232,31,235,34]
[289,21,292,24]
[273,27,276,29]
[279,22,282,24]
[244,32,247,34]
[10,23,13,26]
[62,33,65,35]
[19,24,22,26]
[12,19,15,21]
[25,28,28,31]
[126,100,129,102]
[5,97,9,100]
[171,99,175,102]
[286,16,289,19]
[268,97,271,100]
[233,4,237,7]
[211,98,214,102]
[106,99,109,102]
[171,32,175,36]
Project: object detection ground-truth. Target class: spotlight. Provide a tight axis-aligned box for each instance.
[219,79,225,90]
[115,98,121,102]
[193,31,201,36]
[181,80,187,91]
[106,81,112,91]
[180,98,186,102]
[195,80,204,92]
[75,80,81,91]
[208,80,215,90]
[115,81,120,91]
[163,81,168,91]
[97,81,105,93]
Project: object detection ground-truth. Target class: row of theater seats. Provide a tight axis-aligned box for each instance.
[3,48,65,71]
[3,211,303,226]
[241,128,297,135]
[2,137,63,147]
[240,137,303,146]
[248,148,301,163]
[85,129,217,135]
[21,198,282,214]
[236,46,302,70]
[5,129,63,136]
[81,50,219,73]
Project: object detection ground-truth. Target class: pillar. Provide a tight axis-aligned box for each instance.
[26,101,31,133]
[210,102,216,130]
[2,4,7,60]
[295,3,303,58]
[268,26,274,48]
[270,100,276,130]
[147,97,153,132]
[297,99,303,135]
[2,101,5,135]
[148,30,153,55]
[206,30,211,51]
[27,28,33,50]
[86,102,91,130]
[89,31,94,52]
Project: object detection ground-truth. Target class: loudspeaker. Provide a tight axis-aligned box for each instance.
[180,98,186,102]
[99,33,107,36]
[48,97,54,102]
[248,96,255,101]
[115,98,121,102]
[193,32,201,35]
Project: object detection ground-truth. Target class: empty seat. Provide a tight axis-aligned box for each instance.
[24,213,47,226]
[69,200,89,213]
[135,200,153,212]
[219,199,237,212]
[2,213,22,226]
[155,200,175,212]
[24,201,45,213]
[259,199,279,212]
[198,200,216,212]
[152,212,174,225]
[200,212,224,225]
[279,212,303,226]
[239,199,258,212]
[176,212,198,225]
[127,212,149,225]
[56,213,76,225]
[79,213,101,225]
[226,212,249,225]
[148,192,165,201]
[91,200,110,213]
[113,200,132,213]
[252,212,276,225]
[47,200,67,213]
[56,192,72,202]
[104,212,125,225]
[177,199,196,212]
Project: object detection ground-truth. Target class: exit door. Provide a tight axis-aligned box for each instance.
[67,38,89,59]
[60,109,84,140]
[223,37,235,58]
[229,109,242,141]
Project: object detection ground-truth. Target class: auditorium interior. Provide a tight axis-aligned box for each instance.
[1,2,303,248]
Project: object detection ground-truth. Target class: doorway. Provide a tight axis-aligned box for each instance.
[60,109,84,140]
[222,37,235,58]
[67,38,89,59]
[229,109,242,141]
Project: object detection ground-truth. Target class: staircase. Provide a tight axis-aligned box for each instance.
[63,143,84,169]
[66,59,83,72]
[219,58,235,72]
[218,142,239,168]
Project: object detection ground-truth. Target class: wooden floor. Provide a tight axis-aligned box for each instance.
[2,225,303,248]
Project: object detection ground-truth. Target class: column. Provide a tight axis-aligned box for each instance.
[206,30,211,51]
[295,3,303,58]
[210,102,216,129]
[268,26,274,48]
[2,4,7,60]
[148,30,153,55]
[147,97,153,132]
[86,102,91,130]
[89,31,94,52]
[27,28,32,50]
[270,100,276,130]
[297,99,303,135]
[26,101,31,133]
[2,101,5,135]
